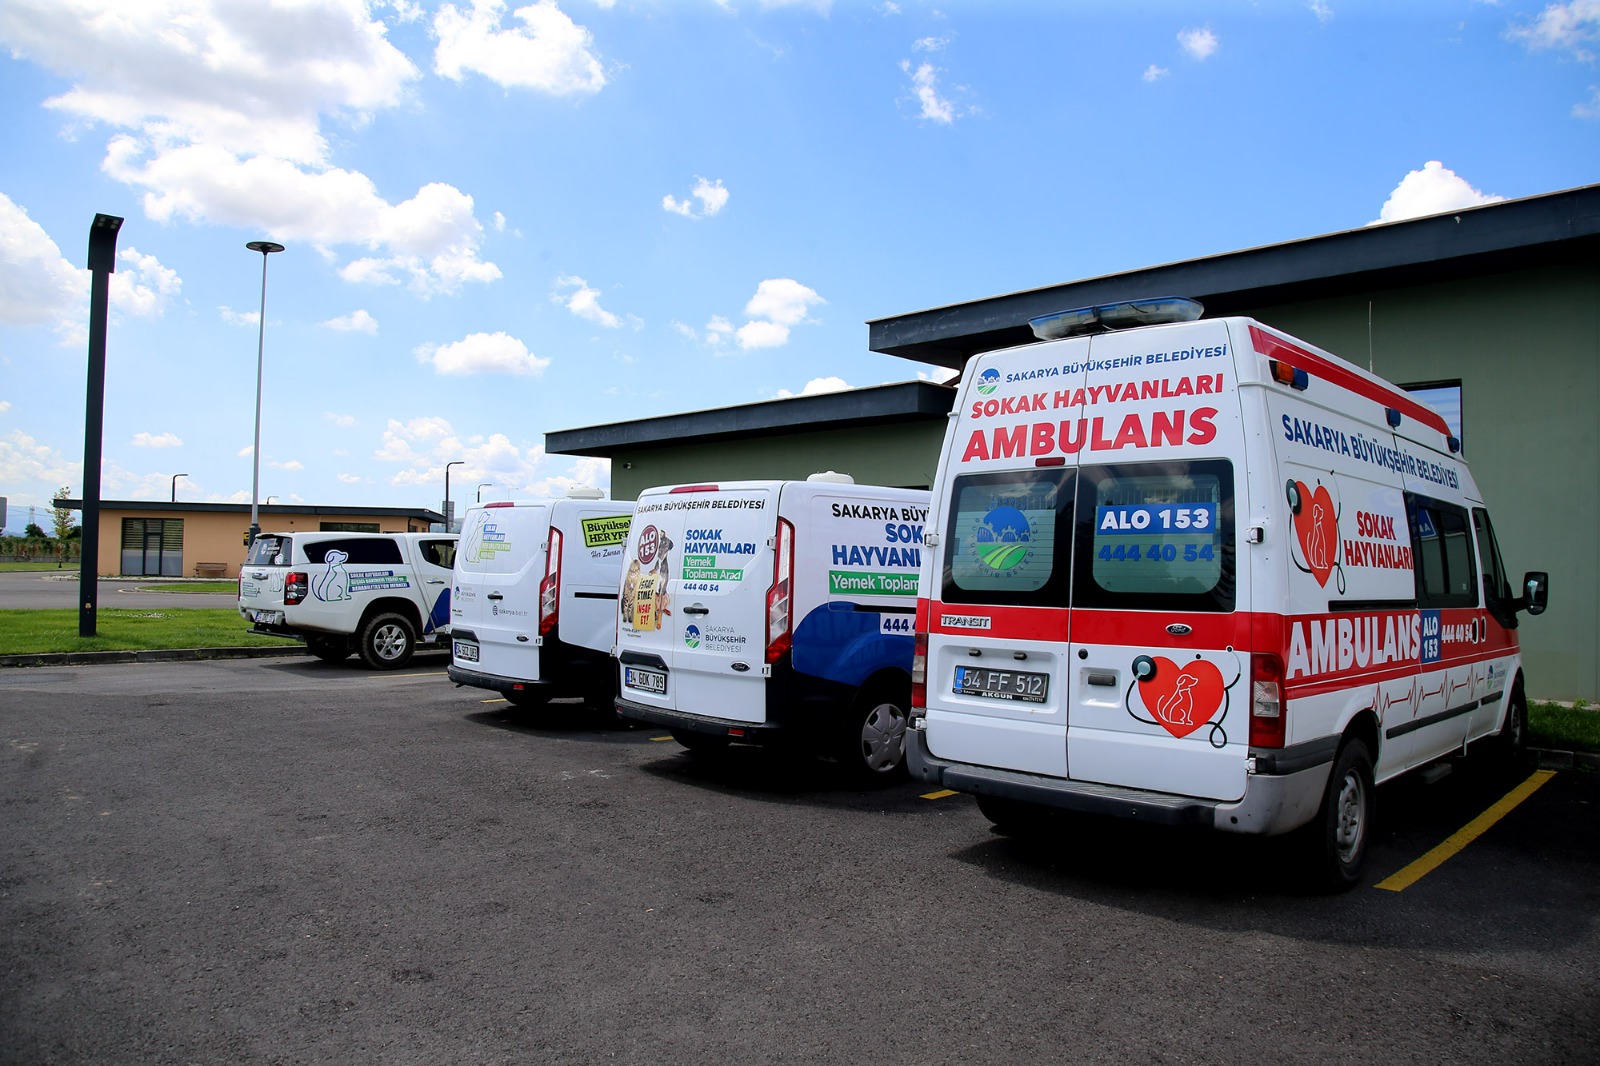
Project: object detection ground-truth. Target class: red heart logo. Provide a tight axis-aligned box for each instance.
[1291,480,1338,588]
[1137,657,1225,738]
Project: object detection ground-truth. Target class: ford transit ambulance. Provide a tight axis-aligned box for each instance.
[614,473,930,777]
[448,488,635,710]
[908,297,1547,889]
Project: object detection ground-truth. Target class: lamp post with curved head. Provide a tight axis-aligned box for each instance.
[477,482,492,503]
[444,461,464,532]
[170,473,188,502]
[246,240,284,546]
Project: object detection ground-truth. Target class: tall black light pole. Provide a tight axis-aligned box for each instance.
[80,213,122,637]
[170,472,188,502]
[245,240,284,546]
[477,482,491,503]
[444,461,464,532]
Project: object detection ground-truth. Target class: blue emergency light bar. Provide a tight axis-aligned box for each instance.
[1028,296,1205,341]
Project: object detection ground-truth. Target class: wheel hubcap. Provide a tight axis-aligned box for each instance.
[860,704,907,772]
[1334,771,1366,862]
[374,625,407,660]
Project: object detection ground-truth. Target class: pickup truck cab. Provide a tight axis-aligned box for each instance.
[239,531,458,669]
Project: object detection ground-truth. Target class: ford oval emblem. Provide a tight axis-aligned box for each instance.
[1166,623,1193,636]
[730,662,750,673]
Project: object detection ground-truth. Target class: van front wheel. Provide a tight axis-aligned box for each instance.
[358,612,415,670]
[1306,738,1374,892]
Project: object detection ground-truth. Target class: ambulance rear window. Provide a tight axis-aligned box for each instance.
[1073,460,1234,612]
[942,468,1073,607]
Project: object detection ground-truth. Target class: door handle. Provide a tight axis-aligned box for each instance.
[683,604,710,616]
[1086,671,1118,687]
[487,592,504,601]
[427,579,446,585]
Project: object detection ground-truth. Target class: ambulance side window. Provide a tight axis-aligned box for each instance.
[1072,460,1235,612]
[1472,508,1517,628]
[1405,494,1476,609]
[941,468,1073,607]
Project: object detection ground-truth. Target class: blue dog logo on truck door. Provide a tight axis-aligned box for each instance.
[312,549,351,602]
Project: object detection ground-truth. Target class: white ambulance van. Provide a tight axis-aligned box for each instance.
[447,489,635,710]
[614,473,930,777]
[908,297,1548,889]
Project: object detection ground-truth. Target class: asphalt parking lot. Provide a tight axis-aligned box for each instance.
[2,656,1596,1064]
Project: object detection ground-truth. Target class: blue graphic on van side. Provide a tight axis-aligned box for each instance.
[427,587,451,635]
[791,601,913,688]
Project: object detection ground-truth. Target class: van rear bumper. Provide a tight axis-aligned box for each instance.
[615,697,785,741]
[906,727,1332,836]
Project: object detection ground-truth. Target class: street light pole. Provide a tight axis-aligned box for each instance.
[477,482,492,502]
[80,212,123,637]
[245,240,285,546]
[171,473,188,502]
[444,461,464,532]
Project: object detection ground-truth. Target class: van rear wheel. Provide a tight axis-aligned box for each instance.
[1304,738,1374,892]
[841,690,910,778]
[358,612,416,670]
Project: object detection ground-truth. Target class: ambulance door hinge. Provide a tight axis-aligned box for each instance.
[1246,523,1266,545]
[761,664,772,678]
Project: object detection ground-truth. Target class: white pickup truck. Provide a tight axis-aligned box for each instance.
[239,530,458,669]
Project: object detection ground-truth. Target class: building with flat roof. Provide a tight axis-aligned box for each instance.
[551,184,1599,700]
[55,500,444,579]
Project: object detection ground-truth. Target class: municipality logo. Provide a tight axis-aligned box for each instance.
[973,505,1031,571]
[975,367,1001,395]
[684,624,701,649]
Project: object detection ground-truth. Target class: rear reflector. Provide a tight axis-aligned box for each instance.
[669,484,719,494]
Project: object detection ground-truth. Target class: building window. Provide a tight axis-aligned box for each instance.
[319,521,379,533]
[1404,381,1463,444]
[120,518,184,577]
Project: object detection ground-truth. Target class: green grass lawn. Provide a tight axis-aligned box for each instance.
[1530,702,1600,754]
[135,581,237,594]
[0,609,295,655]
[0,561,77,572]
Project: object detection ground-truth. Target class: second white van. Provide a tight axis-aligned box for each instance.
[448,489,634,709]
[614,473,930,777]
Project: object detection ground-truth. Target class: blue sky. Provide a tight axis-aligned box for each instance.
[1,0,1596,534]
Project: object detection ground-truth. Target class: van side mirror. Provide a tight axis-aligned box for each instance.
[1521,571,1549,616]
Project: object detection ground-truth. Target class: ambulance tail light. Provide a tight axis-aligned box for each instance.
[1269,360,1309,391]
[1029,297,1204,341]
[284,571,308,606]
[1249,653,1286,748]
[911,629,928,710]
[538,527,563,637]
[670,484,718,494]
[765,518,796,664]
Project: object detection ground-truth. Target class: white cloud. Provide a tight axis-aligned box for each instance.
[0,194,181,342]
[1144,65,1170,82]
[131,432,182,448]
[0,429,78,489]
[433,0,606,94]
[744,278,824,326]
[553,274,629,327]
[901,59,954,123]
[326,412,358,427]
[1179,26,1219,60]
[1309,1,1334,25]
[1370,161,1504,224]
[662,176,730,219]
[416,331,552,375]
[324,309,378,333]
[269,458,305,471]
[736,320,791,349]
[375,416,597,497]
[1576,85,1600,118]
[913,35,950,52]
[1507,1,1600,62]
[336,472,368,484]
[775,376,849,398]
[220,306,258,327]
[0,1,500,298]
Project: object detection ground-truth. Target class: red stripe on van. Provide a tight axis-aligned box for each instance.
[1249,325,1451,436]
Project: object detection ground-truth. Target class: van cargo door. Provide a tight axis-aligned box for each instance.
[454,503,549,680]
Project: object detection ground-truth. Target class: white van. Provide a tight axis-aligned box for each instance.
[909,298,1548,889]
[447,489,634,709]
[614,473,930,777]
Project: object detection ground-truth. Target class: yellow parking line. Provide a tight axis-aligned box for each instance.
[1375,769,1557,892]
[483,697,507,704]
[649,735,675,742]
[921,789,958,800]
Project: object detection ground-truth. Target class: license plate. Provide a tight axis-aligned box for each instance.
[453,640,479,663]
[953,665,1049,703]
[624,665,667,695]
[252,609,282,625]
